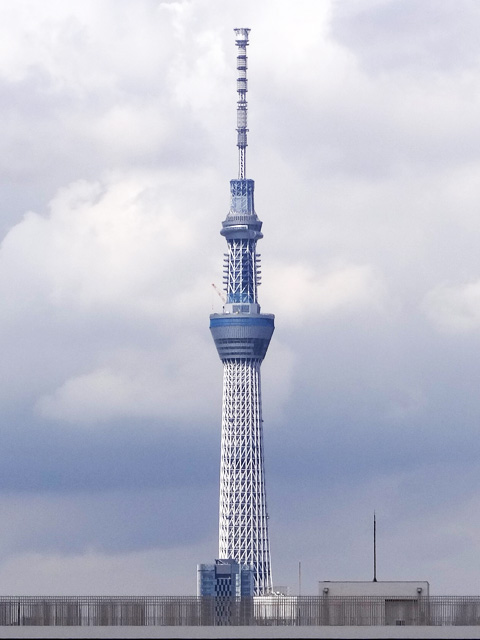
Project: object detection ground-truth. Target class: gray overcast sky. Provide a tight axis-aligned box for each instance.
[1,0,480,596]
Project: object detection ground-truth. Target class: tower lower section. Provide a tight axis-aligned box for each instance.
[218,358,272,596]
[210,313,274,595]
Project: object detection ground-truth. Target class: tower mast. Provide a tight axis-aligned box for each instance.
[235,28,249,179]
[210,28,274,596]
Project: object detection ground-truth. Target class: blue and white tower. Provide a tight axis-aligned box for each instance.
[210,28,274,596]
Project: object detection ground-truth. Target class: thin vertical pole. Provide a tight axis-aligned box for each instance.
[298,561,302,596]
[373,511,377,582]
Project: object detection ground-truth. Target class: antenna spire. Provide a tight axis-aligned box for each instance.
[373,511,377,582]
[234,28,250,179]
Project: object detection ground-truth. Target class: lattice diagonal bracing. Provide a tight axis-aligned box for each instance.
[218,359,272,595]
[223,239,261,304]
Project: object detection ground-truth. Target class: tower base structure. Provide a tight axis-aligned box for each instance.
[210,313,274,596]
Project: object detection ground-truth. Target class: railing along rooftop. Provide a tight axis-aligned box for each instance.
[1,595,480,627]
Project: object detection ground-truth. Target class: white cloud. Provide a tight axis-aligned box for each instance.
[262,261,387,326]
[0,168,222,413]
[36,337,219,425]
[1,174,195,314]
[424,280,480,332]
[0,168,227,424]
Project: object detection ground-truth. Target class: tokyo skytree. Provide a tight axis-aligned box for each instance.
[210,28,274,596]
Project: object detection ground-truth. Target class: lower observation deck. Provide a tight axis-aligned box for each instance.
[210,313,274,361]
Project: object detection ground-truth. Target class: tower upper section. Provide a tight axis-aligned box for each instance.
[222,28,262,245]
[210,28,274,361]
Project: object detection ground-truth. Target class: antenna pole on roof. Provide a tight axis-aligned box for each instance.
[373,511,377,582]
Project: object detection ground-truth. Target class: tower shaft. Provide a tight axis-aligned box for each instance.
[210,28,274,596]
[219,360,271,594]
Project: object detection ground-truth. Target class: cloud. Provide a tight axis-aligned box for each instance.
[0,175,195,315]
[0,487,216,560]
[36,339,218,425]
[0,545,213,596]
[262,340,296,425]
[424,280,480,332]
[262,261,387,326]
[330,0,480,75]
[0,169,222,417]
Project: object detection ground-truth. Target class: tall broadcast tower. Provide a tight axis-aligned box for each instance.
[210,28,274,596]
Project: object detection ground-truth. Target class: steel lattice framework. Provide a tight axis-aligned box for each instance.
[224,240,261,304]
[218,360,270,591]
[210,28,274,596]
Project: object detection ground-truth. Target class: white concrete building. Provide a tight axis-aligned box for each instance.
[318,581,430,627]
[319,581,429,597]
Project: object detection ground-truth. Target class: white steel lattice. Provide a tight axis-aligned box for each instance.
[223,240,261,304]
[219,359,272,595]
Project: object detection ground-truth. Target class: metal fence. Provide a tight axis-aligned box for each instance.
[0,596,480,626]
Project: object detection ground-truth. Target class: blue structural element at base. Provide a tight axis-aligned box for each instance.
[210,314,274,361]
[210,316,273,328]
